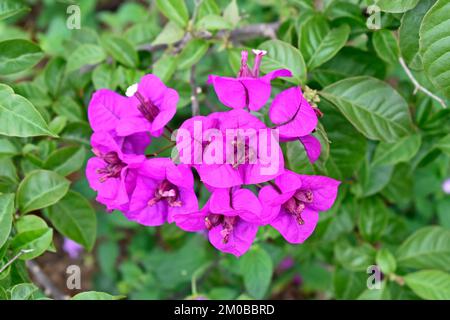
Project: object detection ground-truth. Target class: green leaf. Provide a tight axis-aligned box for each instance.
[155,0,189,28]
[404,270,450,300]
[259,39,307,84]
[436,133,450,156]
[335,241,376,271]
[66,44,106,73]
[240,246,273,299]
[48,116,67,136]
[0,39,43,75]
[376,248,397,275]
[372,134,422,166]
[321,76,413,142]
[101,35,139,68]
[9,283,38,300]
[399,0,436,70]
[419,0,450,99]
[299,15,350,70]
[46,191,96,250]
[0,0,29,21]
[0,84,55,138]
[92,63,117,90]
[152,21,184,46]
[321,100,367,180]
[44,57,66,97]
[397,226,450,271]
[71,291,123,300]
[355,160,394,197]
[153,54,178,83]
[11,215,53,260]
[311,47,386,87]
[16,170,70,214]
[377,0,420,13]
[177,39,209,70]
[52,96,84,123]
[358,197,389,242]
[44,146,86,176]
[196,14,232,31]
[0,193,14,249]
[0,138,19,157]
[333,268,367,299]
[372,30,399,65]
[357,281,391,300]
[223,0,240,27]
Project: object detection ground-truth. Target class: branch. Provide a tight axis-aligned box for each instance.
[399,57,447,109]
[190,65,200,116]
[138,22,280,53]
[0,249,33,274]
[26,260,67,300]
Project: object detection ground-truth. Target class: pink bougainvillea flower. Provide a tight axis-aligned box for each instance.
[174,187,266,257]
[176,109,284,188]
[269,87,320,163]
[88,74,178,137]
[207,50,292,111]
[259,170,340,244]
[124,158,198,226]
[86,131,147,212]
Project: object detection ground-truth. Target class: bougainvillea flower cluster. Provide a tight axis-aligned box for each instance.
[86,49,340,257]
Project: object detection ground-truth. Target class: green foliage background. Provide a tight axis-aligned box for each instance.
[0,0,449,300]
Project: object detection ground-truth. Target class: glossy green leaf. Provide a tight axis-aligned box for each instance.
[373,30,399,65]
[240,246,273,299]
[358,197,389,242]
[155,0,189,28]
[0,39,43,75]
[376,248,397,275]
[0,0,29,21]
[404,270,450,300]
[153,54,178,83]
[0,84,55,138]
[46,191,96,250]
[372,134,422,166]
[71,291,123,300]
[44,57,66,97]
[0,193,14,249]
[419,0,450,98]
[92,63,117,90]
[321,77,413,142]
[399,0,436,69]
[223,0,240,27]
[11,215,53,260]
[259,39,307,84]
[101,35,139,68]
[335,241,376,271]
[44,146,86,176]
[9,283,38,300]
[397,226,450,271]
[152,22,184,46]
[177,39,209,70]
[196,15,232,31]
[16,170,70,214]
[66,44,106,73]
[299,15,350,70]
[377,0,420,13]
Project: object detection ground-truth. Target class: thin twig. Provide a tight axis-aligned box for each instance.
[146,142,176,157]
[26,260,67,300]
[138,22,280,53]
[399,57,447,109]
[0,249,34,274]
[190,65,200,116]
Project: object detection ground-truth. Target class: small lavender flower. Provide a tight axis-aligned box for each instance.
[442,178,450,194]
[63,238,83,259]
